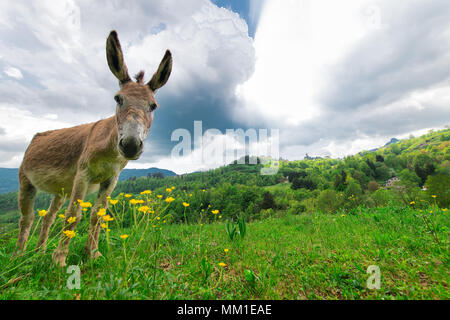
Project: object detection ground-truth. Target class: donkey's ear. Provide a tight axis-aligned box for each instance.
[106,30,131,87]
[148,50,172,92]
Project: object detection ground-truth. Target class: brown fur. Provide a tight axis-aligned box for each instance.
[15,30,172,266]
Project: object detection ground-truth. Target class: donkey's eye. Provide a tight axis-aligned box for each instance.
[114,95,123,106]
[149,103,157,112]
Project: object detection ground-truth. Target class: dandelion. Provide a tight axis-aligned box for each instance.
[341,214,345,217]
[138,206,150,213]
[410,201,416,205]
[120,193,124,196]
[120,234,129,240]
[212,210,219,215]
[157,195,163,199]
[58,214,65,219]
[137,199,145,204]
[63,230,76,239]
[166,188,172,193]
[101,223,108,229]
[103,215,114,222]
[77,199,83,204]
[219,215,222,219]
[189,194,193,197]
[163,220,167,224]
[38,210,47,217]
[130,199,139,205]
[183,202,190,207]
[97,208,106,217]
[157,217,161,220]
[107,196,111,199]
[165,197,175,203]
[67,216,77,224]
[171,186,176,190]
[224,248,229,253]
[141,190,152,195]
[80,201,92,208]
[82,208,88,212]
[202,189,206,192]
[432,195,437,199]
[109,199,118,205]
[125,194,132,198]
[218,262,227,268]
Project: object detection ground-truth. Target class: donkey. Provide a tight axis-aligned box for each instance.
[15,30,172,266]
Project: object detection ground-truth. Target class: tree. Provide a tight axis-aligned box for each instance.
[261,192,276,210]
[425,174,450,207]
[367,181,380,192]
[152,172,164,179]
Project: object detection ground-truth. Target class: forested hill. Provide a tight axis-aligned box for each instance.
[0,167,176,194]
[0,128,448,220]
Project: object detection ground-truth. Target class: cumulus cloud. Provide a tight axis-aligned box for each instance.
[237,0,450,159]
[0,0,255,168]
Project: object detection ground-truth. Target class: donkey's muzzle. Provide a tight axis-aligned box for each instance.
[119,136,143,160]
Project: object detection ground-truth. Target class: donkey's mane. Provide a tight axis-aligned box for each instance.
[134,71,145,84]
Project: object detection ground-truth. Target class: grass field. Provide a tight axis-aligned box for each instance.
[0,203,448,300]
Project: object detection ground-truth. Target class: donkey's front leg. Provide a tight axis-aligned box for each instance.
[52,174,88,267]
[85,175,119,259]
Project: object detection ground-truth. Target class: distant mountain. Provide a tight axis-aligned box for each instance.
[384,138,399,147]
[0,167,176,194]
[118,168,176,181]
[364,138,400,153]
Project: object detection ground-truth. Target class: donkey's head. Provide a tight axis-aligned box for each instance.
[106,30,172,160]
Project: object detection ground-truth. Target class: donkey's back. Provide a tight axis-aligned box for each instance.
[20,121,96,195]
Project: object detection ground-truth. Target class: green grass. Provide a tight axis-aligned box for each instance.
[0,206,448,300]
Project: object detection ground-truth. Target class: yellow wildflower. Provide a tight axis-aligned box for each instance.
[125,194,132,198]
[80,201,92,208]
[103,215,114,222]
[189,194,193,197]
[77,199,83,204]
[183,202,190,207]
[106,196,111,199]
[212,210,219,215]
[157,195,163,199]
[219,215,222,219]
[166,188,172,193]
[130,199,139,205]
[341,214,345,217]
[38,210,47,217]
[224,248,229,253]
[165,197,175,203]
[120,234,129,240]
[138,206,150,213]
[171,186,176,190]
[141,190,152,195]
[410,201,415,205]
[218,262,227,268]
[67,216,77,224]
[101,223,108,229]
[63,230,76,239]
[97,208,106,217]
[109,199,118,205]
[432,195,437,198]
[58,214,65,219]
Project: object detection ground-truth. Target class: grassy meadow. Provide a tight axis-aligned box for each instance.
[0,191,448,300]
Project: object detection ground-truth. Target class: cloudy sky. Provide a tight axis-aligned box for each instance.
[0,0,449,174]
